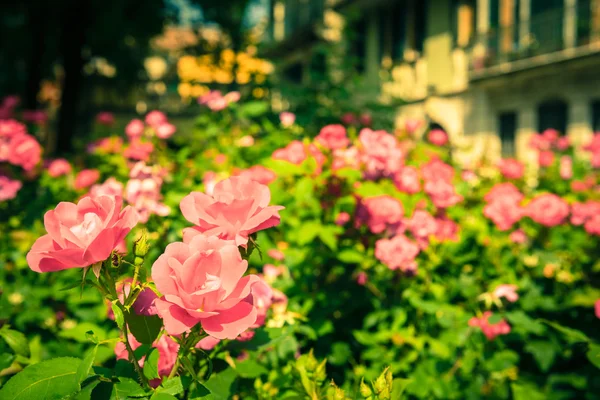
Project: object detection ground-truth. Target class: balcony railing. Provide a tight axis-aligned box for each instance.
[471,3,600,70]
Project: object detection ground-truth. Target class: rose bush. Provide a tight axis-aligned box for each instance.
[0,95,599,399]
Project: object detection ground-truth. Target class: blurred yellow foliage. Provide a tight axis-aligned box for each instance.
[176,49,273,98]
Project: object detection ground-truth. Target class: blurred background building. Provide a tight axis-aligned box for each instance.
[264,0,600,163]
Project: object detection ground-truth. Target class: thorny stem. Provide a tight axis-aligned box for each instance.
[168,332,201,379]
[123,320,150,388]
[99,257,149,388]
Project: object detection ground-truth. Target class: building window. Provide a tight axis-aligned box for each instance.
[452,0,477,47]
[530,0,564,54]
[592,100,600,133]
[538,100,568,135]
[498,112,517,157]
[414,0,427,53]
[350,16,367,73]
[283,62,304,84]
[577,0,593,45]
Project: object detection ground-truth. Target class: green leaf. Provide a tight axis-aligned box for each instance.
[156,377,184,395]
[181,355,196,378]
[505,312,545,335]
[0,329,30,358]
[234,359,268,378]
[60,323,107,343]
[85,331,99,345]
[203,368,237,400]
[188,383,211,399]
[391,378,412,399]
[76,345,98,387]
[337,249,364,263]
[296,221,321,245]
[0,357,81,400]
[525,341,556,372]
[329,342,352,366]
[0,353,15,370]
[511,382,546,400]
[586,343,600,369]
[111,302,125,331]
[112,378,147,399]
[125,311,162,345]
[150,394,179,400]
[318,226,340,251]
[143,348,160,380]
[541,320,590,343]
[237,101,269,118]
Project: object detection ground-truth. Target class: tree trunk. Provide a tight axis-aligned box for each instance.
[24,6,46,111]
[55,1,87,155]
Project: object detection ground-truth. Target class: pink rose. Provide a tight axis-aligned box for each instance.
[315,124,349,150]
[3,132,42,171]
[359,128,404,178]
[47,159,72,177]
[199,90,222,105]
[425,180,462,209]
[484,197,523,231]
[180,177,284,246]
[498,159,524,180]
[236,166,276,185]
[125,119,145,139]
[404,119,423,134]
[556,136,570,151]
[267,249,285,261]
[469,312,511,341]
[360,196,404,234]
[526,194,569,227]
[595,300,600,319]
[0,175,22,201]
[145,110,167,127]
[434,215,460,242]
[484,183,523,203]
[26,196,139,272]
[223,91,241,104]
[156,123,176,139]
[88,137,123,154]
[279,112,296,128]
[393,166,421,194]
[272,141,307,165]
[96,112,115,126]
[559,156,572,179]
[252,278,273,328]
[22,110,47,125]
[407,210,437,245]
[356,272,367,286]
[0,119,27,138]
[421,158,454,182]
[74,169,100,190]
[89,177,124,198]
[428,129,448,146]
[542,129,559,143]
[493,284,519,302]
[585,215,600,236]
[341,112,357,125]
[375,235,420,273]
[151,235,262,339]
[335,211,351,226]
[196,336,221,351]
[538,150,555,167]
[509,229,527,244]
[359,113,372,127]
[124,139,154,161]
